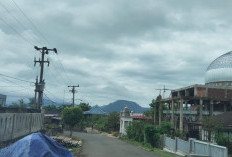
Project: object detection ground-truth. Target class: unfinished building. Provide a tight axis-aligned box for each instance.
[161,51,232,139]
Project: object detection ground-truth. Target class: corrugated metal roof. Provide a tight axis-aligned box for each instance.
[84,105,107,115]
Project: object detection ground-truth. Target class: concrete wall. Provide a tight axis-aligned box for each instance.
[0,113,43,142]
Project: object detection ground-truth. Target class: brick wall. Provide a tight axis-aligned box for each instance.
[196,87,206,97]
[208,88,225,99]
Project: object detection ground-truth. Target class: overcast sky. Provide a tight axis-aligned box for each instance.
[0,0,232,107]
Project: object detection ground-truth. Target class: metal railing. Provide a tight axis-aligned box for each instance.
[164,135,228,157]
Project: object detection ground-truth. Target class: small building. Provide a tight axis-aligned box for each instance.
[120,107,152,135]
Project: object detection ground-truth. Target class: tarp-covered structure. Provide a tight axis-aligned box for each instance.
[0,132,73,157]
[84,105,107,115]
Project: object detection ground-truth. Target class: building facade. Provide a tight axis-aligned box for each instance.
[160,51,232,139]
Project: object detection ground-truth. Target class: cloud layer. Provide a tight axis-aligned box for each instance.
[1,0,232,106]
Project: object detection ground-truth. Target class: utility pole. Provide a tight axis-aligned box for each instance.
[34,46,57,109]
[68,85,79,107]
[34,76,38,109]
[156,85,171,98]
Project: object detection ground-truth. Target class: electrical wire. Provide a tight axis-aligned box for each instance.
[10,0,50,44]
[0,1,43,45]
[0,73,34,83]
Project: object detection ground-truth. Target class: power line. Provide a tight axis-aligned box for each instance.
[44,89,63,102]
[0,73,34,83]
[0,16,34,45]
[0,76,33,90]
[10,0,50,44]
[43,92,57,105]
[0,1,43,45]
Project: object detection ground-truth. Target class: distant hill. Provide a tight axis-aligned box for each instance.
[101,100,149,113]
[42,99,70,106]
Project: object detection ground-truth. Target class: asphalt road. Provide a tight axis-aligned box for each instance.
[72,132,160,157]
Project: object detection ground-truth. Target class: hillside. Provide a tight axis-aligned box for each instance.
[101,100,149,113]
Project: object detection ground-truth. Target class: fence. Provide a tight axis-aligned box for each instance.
[0,113,43,142]
[164,135,228,157]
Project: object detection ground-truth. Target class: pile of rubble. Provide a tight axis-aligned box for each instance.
[51,136,82,148]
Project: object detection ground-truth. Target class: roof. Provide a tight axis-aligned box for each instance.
[206,51,232,83]
[84,105,107,115]
[215,111,232,126]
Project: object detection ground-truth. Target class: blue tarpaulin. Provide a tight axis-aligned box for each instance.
[0,132,73,157]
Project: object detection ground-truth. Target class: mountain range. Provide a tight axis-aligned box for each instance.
[101,100,149,113]
[42,99,149,113]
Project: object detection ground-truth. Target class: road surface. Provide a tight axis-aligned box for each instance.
[72,132,161,157]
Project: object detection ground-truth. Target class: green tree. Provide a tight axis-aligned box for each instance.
[79,103,91,112]
[159,121,173,135]
[61,106,83,137]
[144,125,161,148]
[95,116,108,131]
[107,112,120,132]
[126,121,145,142]
[9,99,27,108]
[43,104,57,111]
[27,98,35,109]
[57,104,72,112]
[150,95,162,125]
[202,116,222,141]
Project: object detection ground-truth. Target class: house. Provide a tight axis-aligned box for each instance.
[119,107,152,135]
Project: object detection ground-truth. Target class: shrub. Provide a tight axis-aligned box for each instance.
[159,121,172,135]
[216,134,232,154]
[95,116,108,132]
[144,125,161,148]
[126,121,145,142]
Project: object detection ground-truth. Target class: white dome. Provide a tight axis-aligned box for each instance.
[205,51,232,84]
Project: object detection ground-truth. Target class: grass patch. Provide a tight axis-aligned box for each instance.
[69,146,82,157]
[119,136,177,157]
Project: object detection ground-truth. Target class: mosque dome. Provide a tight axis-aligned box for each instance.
[205,51,232,86]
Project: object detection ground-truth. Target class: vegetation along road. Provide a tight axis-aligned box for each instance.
[72,132,161,157]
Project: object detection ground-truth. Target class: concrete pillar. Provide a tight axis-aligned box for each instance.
[210,100,214,117]
[171,100,174,126]
[154,103,156,125]
[120,120,122,133]
[159,102,162,125]
[199,99,203,120]
[122,120,125,134]
[185,102,188,110]
[179,99,183,132]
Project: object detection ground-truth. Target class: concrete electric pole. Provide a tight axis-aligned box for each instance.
[34,46,57,109]
[34,76,38,109]
[68,85,79,107]
[156,85,171,98]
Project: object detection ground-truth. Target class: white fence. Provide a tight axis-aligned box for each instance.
[164,136,228,157]
[0,113,43,142]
